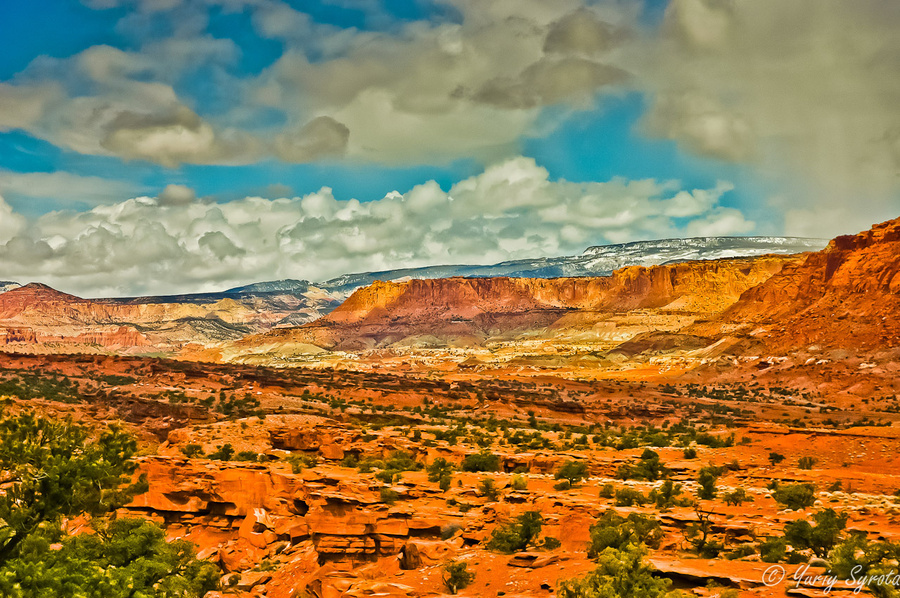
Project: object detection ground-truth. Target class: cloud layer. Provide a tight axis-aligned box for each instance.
[0,157,750,296]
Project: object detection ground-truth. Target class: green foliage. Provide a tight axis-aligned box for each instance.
[696,465,721,500]
[485,511,543,553]
[286,453,318,473]
[587,510,663,558]
[379,487,399,505]
[0,411,147,565]
[461,450,500,472]
[235,450,259,462]
[616,449,669,482]
[649,479,689,510]
[797,456,818,470]
[768,452,786,466]
[0,373,82,403]
[442,561,474,594]
[684,506,721,558]
[426,457,454,482]
[180,444,204,458]
[756,536,786,562]
[615,487,649,507]
[555,460,588,486]
[682,447,697,459]
[0,410,217,597]
[723,488,752,506]
[479,477,499,501]
[599,483,615,499]
[829,535,900,598]
[554,479,572,491]
[542,536,562,550]
[207,443,235,461]
[511,474,528,491]
[783,509,848,558]
[557,544,675,598]
[0,518,219,598]
[772,483,817,510]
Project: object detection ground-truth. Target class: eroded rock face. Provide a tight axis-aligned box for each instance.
[237,256,794,351]
[700,216,900,351]
[0,282,340,351]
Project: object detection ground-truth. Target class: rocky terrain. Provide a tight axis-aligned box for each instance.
[0,219,897,597]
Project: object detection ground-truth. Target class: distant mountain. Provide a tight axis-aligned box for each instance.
[224,279,311,294]
[316,236,827,296]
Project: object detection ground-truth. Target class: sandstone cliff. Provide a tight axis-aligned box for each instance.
[695,216,900,351]
[236,256,796,351]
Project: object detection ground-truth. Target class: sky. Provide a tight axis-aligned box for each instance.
[0,0,897,297]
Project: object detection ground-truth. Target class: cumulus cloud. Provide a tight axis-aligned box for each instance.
[156,184,197,206]
[0,157,752,296]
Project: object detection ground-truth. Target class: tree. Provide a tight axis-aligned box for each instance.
[783,509,848,558]
[768,452,786,466]
[486,511,543,553]
[426,457,454,482]
[723,488,752,506]
[0,412,147,564]
[617,449,669,482]
[557,544,675,598]
[0,410,218,597]
[555,460,588,486]
[696,466,721,500]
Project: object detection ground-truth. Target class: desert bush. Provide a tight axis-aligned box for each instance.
[723,488,752,506]
[616,449,669,481]
[557,544,675,598]
[180,443,204,458]
[772,483,817,510]
[783,508,847,558]
[587,510,663,557]
[485,511,543,553]
[442,561,474,594]
[555,460,588,486]
[461,450,500,472]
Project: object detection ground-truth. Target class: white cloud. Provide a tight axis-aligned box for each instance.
[636,0,900,236]
[0,157,752,296]
[0,170,140,206]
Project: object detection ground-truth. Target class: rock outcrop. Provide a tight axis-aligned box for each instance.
[697,216,900,351]
[236,256,795,351]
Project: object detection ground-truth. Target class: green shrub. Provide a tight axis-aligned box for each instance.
[180,444,204,458]
[235,450,259,462]
[511,474,528,491]
[427,457,454,482]
[461,450,500,472]
[723,488,752,506]
[772,483,817,510]
[207,443,234,461]
[783,508,847,557]
[555,460,588,486]
[380,487,399,504]
[442,561,474,594]
[557,544,673,598]
[485,511,543,553]
[649,479,688,509]
[479,477,499,501]
[554,479,572,491]
[683,447,697,459]
[616,449,669,481]
[798,456,818,470]
[587,510,663,558]
[768,452,785,465]
[696,465,721,500]
[758,536,787,563]
[615,487,649,507]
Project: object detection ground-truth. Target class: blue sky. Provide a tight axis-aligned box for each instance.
[0,0,896,295]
